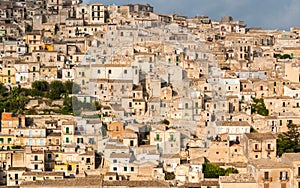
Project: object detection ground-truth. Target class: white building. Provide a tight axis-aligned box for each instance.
[215,121,251,141]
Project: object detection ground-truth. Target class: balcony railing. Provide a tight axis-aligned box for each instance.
[262,177,272,182]
[266,148,275,151]
[279,177,289,182]
[253,148,262,152]
[30,160,43,164]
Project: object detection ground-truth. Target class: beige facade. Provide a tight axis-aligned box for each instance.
[243,133,277,160]
[6,167,26,186]
[281,153,300,188]
[248,159,293,188]
[219,173,256,188]
[150,126,181,155]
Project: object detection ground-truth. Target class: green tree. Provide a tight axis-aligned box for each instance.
[48,80,65,100]
[164,171,175,180]
[277,123,300,156]
[203,163,225,178]
[161,119,170,125]
[64,81,80,94]
[94,101,101,110]
[32,80,50,91]
[203,163,238,178]
[3,87,29,114]
[0,83,7,96]
[251,97,269,116]
[225,167,239,176]
[60,97,73,115]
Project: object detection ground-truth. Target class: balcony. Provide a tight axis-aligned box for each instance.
[169,138,176,142]
[262,177,272,182]
[266,147,275,152]
[253,148,262,152]
[154,138,162,142]
[279,177,289,182]
[30,160,43,164]
[63,131,72,135]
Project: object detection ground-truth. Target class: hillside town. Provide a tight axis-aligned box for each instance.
[0,0,300,187]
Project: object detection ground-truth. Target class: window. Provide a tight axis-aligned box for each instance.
[7,138,11,143]
[66,137,69,143]
[185,103,188,109]
[77,138,83,143]
[34,165,38,170]
[113,159,117,163]
[131,167,134,171]
[170,134,174,141]
[155,134,160,141]
[264,171,269,180]
[8,70,10,76]
[98,70,100,74]
[86,158,91,164]
[274,82,276,86]
[34,155,38,161]
[124,69,127,74]
[280,171,287,180]
[108,70,111,74]
[66,127,70,134]
[113,167,117,171]
[124,167,127,171]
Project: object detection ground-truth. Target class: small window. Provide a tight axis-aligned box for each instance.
[155,134,160,141]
